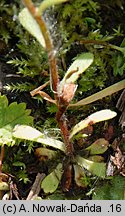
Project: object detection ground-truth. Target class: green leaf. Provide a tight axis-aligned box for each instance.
[38,0,68,14]
[113,54,125,76]
[0,127,13,146]
[0,94,33,146]
[92,176,125,200]
[64,53,94,84]
[12,162,26,169]
[41,163,63,193]
[70,79,125,107]
[69,109,117,139]
[17,170,30,184]
[74,164,89,188]
[13,125,43,140]
[59,53,94,95]
[76,155,106,178]
[4,102,33,127]
[85,138,109,155]
[47,193,65,200]
[0,182,9,191]
[18,8,45,48]
[13,125,65,152]
[87,155,104,162]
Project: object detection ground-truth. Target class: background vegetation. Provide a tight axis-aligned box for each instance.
[0,0,125,200]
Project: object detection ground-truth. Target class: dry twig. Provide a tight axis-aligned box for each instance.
[26,173,45,200]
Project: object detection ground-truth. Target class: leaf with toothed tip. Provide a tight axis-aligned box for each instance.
[0,94,33,146]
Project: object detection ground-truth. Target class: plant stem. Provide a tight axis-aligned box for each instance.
[56,112,74,156]
[80,39,125,53]
[23,0,59,95]
[26,173,45,200]
[22,0,74,156]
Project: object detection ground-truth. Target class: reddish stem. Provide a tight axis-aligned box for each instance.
[23,0,59,95]
[56,108,74,156]
[22,0,74,156]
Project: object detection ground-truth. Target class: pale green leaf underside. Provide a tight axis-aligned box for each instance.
[19,8,45,48]
[41,163,63,193]
[76,155,106,178]
[13,125,65,152]
[70,109,117,139]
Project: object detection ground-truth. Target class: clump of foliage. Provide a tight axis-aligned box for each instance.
[0,0,16,44]
[0,0,49,94]
[92,176,125,200]
[0,0,125,200]
[0,94,33,199]
[7,0,124,200]
[2,0,125,96]
[55,0,125,95]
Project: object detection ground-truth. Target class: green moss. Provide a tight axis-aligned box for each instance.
[93,176,125,200]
